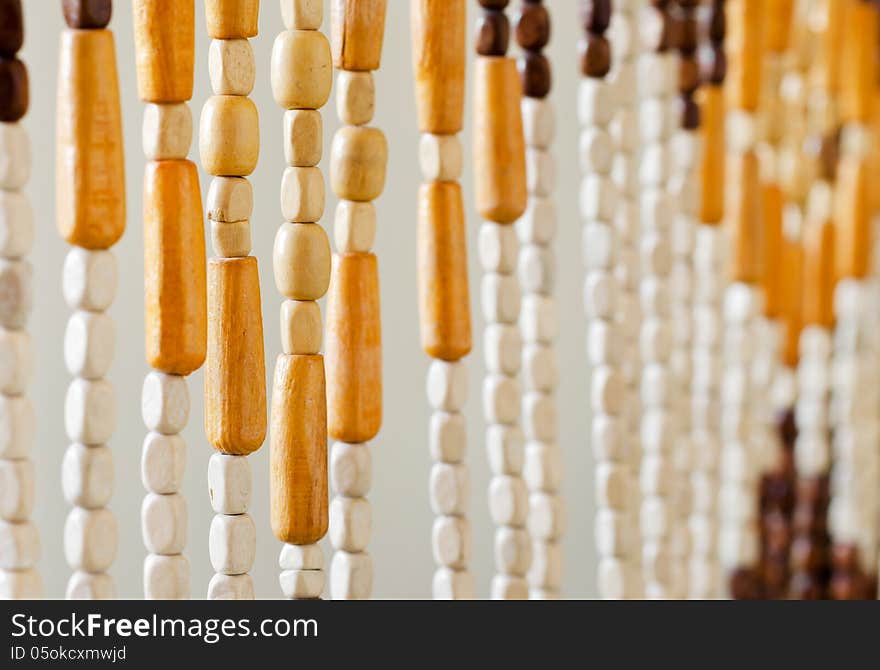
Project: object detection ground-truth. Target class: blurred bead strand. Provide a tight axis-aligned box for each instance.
[201,0,266,600]
[325,0,388,601]
[57,0,125,600]
[0,0,39,600]
[412,0,475,600]
[269,0,333,601]
[514,0,561,601]
[473,0,529,600]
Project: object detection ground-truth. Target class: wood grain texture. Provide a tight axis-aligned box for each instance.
[199,95,259,177]
[834,156,870,280]
[841,1,878,123]
[133,0,195,104]
[802,219,835,329]
[765,0,794,54]
[781,238,803,368]
[728,149,762,283]
[761,183,784,318]
[204,0,259,39]
[325,253,382,443]
[0,0,23,57]
[270,354,328,545]
[144,160,207,375]
[205,257,267,455]
[699,86,725,225]
[417,182,471,361]
[726,0,763,112]
[330,126,387,202]
[330,0,387,71]
[410,0,466,135]
[56,29,126,250]
[473,56,527,224]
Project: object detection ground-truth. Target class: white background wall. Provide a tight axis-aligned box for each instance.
[20,0,595,599]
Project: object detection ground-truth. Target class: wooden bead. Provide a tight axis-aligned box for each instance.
[426,360,468,412]
[330,126,388,202]
[142,103,192,161]
[65,378,115,445]
[520,51,551,99]
[0,329,31,394]
[205,257,267,455]
[64,310,114,379]
[432,515,470,569]
[281,300,322,355]
[483,375,521,425]
[418,182,472,361]
[211,220,251,258]
[141,492,187,555]
[209,38,255,96]
[841,2,878,123]
[0,121,28,190]
[761,183,783,318]
[0,58,27,123]
[728,150,762,283]
[330,441,371,497]
[698,86,724,225]
[329,496,371,552]
[0,0,23,57]
[207,573,254,599]
[208,453,251,514]
[284,109,323,167]
[62,0,112,29]
[142,371,189,435]
[334,200,376,253]
[325,253,382,443]
[280,568,325,599]
[475,10,509,57]
[207,176,252,223]
[282,0,324,30]
[474,57,528,224]
[0,519,37,569]
[411,0,465,134]
[205,0,258,39]
[281,167,325,223]
[199,95,259,177]
[0,458,32,521]
[834,157,869,280]
[144,554,189,599]
[0,259,29,329]
[273,223,331,300]
[270,354,329,544]
[56,30,126,250]
[133,0,195,103]
[726,0,762,111]
[515,2,549,51]
[62,248,116,312]
[144,160,207,375]
[494,526,531,577]
[64,507,116,572]
[280,542,324,570]
[432,566,474,599]
[0,568,41,599]
[0,396,33,459]
[430,462,469,516]
[0,189,32,258]
[330,550,372,599]
[419,133,463,182]
[430,411,466,464]
[336,71,374,126]
[802,219,835,329]
[141,432,185,495]
[66,571,115,599]
[489,474,527,526]
[271,30,332,110]
[479,221,518,274]
[330,0,387,71]
[209,513,255,575]
[482,273,521,325]
[486,424,524,475]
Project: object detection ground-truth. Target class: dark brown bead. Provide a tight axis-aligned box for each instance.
[515,3,550,51]
[790,536,825,572]
[62,0,112,29]
[476,10,510,56]
[830,544,861,571]
[789,572,824,599]
[792,506,827,535]
[0,0,23,57]
[729,567,762,600]
[678,56,700,94]
[830,571,864,600]
[863,577,878,599]
[0,57,27,122]
[708,1,726,43]
[578,34,610,78]
[650,0,671,7]
[702,45,727,85]
[657,11,675,52]
[478,0,510,9]
[520,51,551,98]
[680,94,700,129]
[763,514,792,554]
[676,15,699,54]
[760,560,789,598]
[580,0,611,34]
[777,407,798,447]
[797,476,830,505]
[819,131,840,181]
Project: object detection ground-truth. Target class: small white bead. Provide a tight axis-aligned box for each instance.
[0,396,34,458]
[522,97,555,149]
[208,453,251,515]
[579,174,618,221]
[489,475,528,527]
[526,148,555,197]
[528,540,562,590]
[141,492,187,555]
[329,496,371,553]
[419,133,462,182]
[522,343,558,392]
[0,122,30,190]
[330,441,371,498]
[0,458,32,521]
[62,248,117,312]
[579,126,614,175]
[209,513,256,576]
[485,425,524,476]
[483,324,521,376]
[143,553,189,600]
[65,378,115,445]
[523,441,562,493]
[62,443,113,509]
[0,328,32,394]
[518,243,555,295]
[482,374,521,426]
[515,197,556,245]
[330,550,373,600]
[591,414,627,462]
[519,294,557,345]
[432,567,474,600]
[141,432,186,495]
[207,573,254,600]
[0,259,31,329]
[478,221,518,274]
[0,567,42,599]
[209,38,255,96]
[279,543,324,571]
[430,462,469,517]
[280,568,325,599]
[522,392,556,443]
[426,359,468,412]
[64,311,114,380]
[64,507,116,573]
[591,366,625,414]
[429,411,466,465]
[529,492,565,541]
[0,519,39,569]
[578,78,615,126]
[66,571,115,600]
[583,271,619,320]
[0,190,33,258]
[432,515,470,569]
[494,526,531,577]
[490,574,529,600]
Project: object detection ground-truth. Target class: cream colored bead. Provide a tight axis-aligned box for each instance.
[63,248,117,312]
[523,441,562,493]
[284,109,323,167]
[578,78,615,126]
[199,96,260,177]
[429,462,469,517]
[211,220,251,258]
[522,97,555,149]
[479,221,518,274]
[273,222,331,300]
[64,311,114,380]
[141,432,186,495]
[518,244,555,296]
[62,443,113,509]
[484,324,522,377]
[329,496,371,553]
[280,568,325,599]
[526,149,555,198]
[209,513,256,575]
[426,359,468,412]
[207,573,254,599]
[334,200,376,253]
[281,166,325,223]
[279,543,324,570]
[281,0,323,30]
[516,197,556,245]
[494,526,531,577]
[66,571,115,600]
[0,568,42,599]
[64,507,117,573]
[0,458,32,521]
[432,567,474,599]
[330,550,372,600]
[522,343,558,393]
[209,38,255,96]
[0,122,30,190]
[486,424,525,475]
[481,274,521,325]
[432,515,470,569]
[141,492,187,556]
[142,103,192,161]
[271,29,332,110]
[520,294,558,345]
[65,378,115,445]
[483,375,521,426]
[429,411,466,465]
[208,453,252,515]
[0,190,34,258]
[530,492,566,541]
[491,574,529,600]
[522,393,557,443]
[489,475,528,527]
[0,329,31,394]
[0,395,33,459]
[142,372,189,436]
[528,540,562,590]
[144,554,190,600]
[330,441,371,498]
[207,176,253,223]
[280,299,322,355]
[336,71,374,126]
[330,126,388,202]
[419,133,463,182]
[0,259,31,329]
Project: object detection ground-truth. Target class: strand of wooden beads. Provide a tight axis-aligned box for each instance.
[514,0,559,601]
[200,0,266,600]
[325,0,387,601]
[411,0,474,600]
[827,1,879,600]
[580,0,631,600]
[689,0,726,600]
[57,0,125,600]
[636,0,680,599]
[133,0,205,601]
[717,0,764,600]
[268,0,332,602]
[474,0,528,600]
[0,0,39,600]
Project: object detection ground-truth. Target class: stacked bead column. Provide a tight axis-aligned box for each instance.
[200,0,266,600]
[0,0,39,600]
[325,0,388,601]
[636,0,679,600]
[689,0,726,600]
[57,0,125,600]
[473,0,529,600]
[133,0,206,601]
[514,0,559,601]
[268,0,333,601]
[717,0,764,600]
[411,0,474,600]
